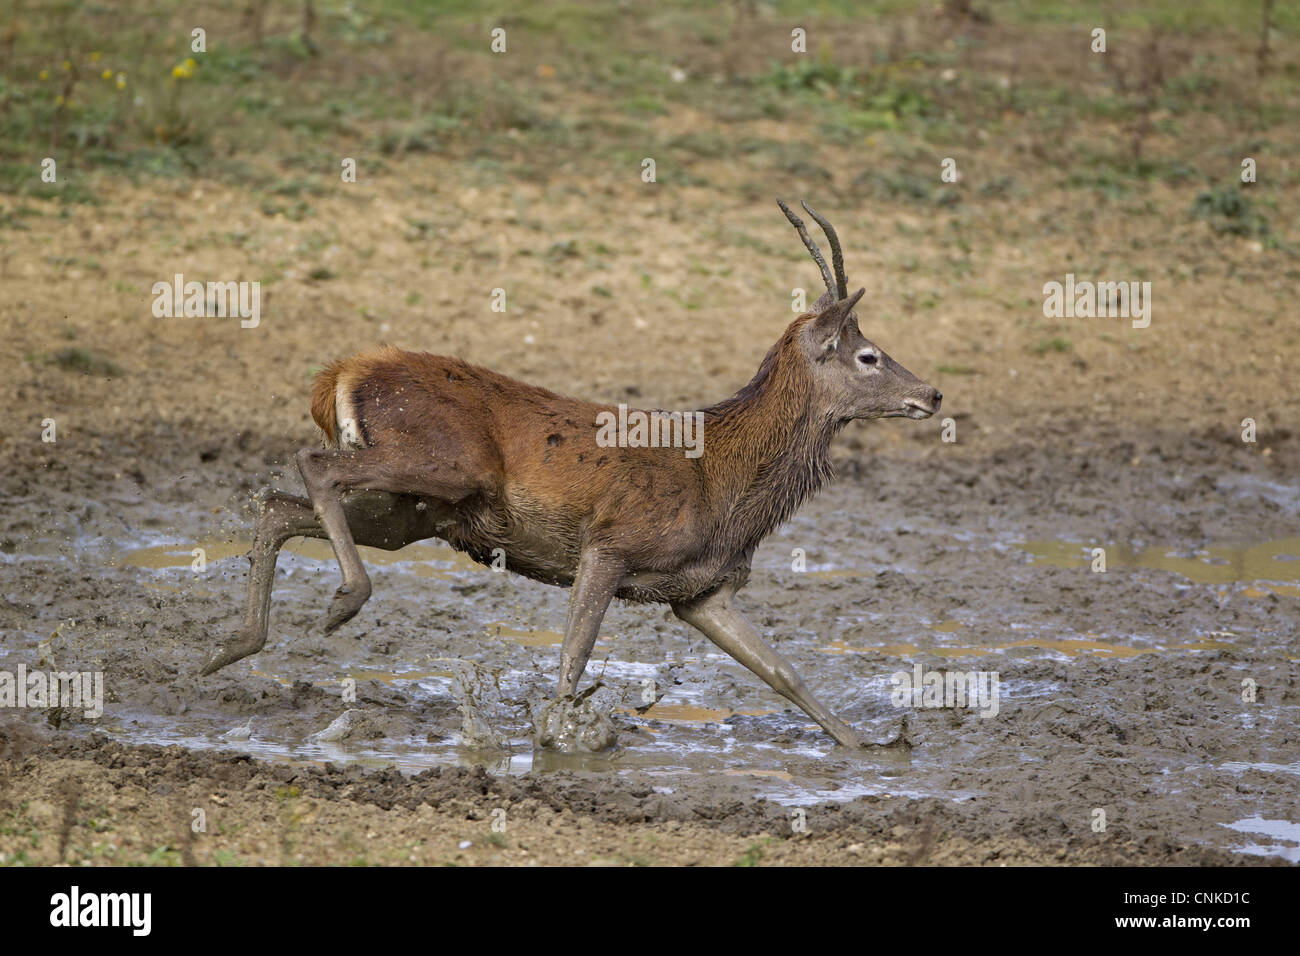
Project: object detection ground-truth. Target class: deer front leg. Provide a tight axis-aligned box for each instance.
[533,551,625,752]
[557,551,625,696]
[672,588,863,748]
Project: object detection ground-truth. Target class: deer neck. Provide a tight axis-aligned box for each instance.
[700,335,840,547]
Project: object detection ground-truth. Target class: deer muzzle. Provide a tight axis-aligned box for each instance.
[902,387,943,419]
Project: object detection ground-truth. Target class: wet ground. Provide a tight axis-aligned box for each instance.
[1,427,1296,864]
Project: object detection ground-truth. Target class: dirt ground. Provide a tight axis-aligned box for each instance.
[0,2,1297,866]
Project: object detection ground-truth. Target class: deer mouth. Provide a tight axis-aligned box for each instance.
[901,399,937,419]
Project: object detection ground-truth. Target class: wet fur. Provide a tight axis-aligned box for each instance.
[307,322,840,606]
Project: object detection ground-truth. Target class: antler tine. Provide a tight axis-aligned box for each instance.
[800,200,847,301]
[776,198,836,300]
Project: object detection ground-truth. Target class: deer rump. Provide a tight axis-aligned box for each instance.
[308,345,722,604]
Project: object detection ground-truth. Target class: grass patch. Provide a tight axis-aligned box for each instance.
[38,347,127,378]
[1191,186,1269,237]
[1032,337,1073,355]
[734,837,776,867]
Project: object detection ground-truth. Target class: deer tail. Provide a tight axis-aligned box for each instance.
[310,362,343,445]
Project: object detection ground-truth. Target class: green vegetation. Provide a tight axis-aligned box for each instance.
[0,1,1292,196]
[1032,336,1073,355]
[31,346,127,377]
[0,0,1292,275]
[733,837,776,866]
[1191,186,1270,237]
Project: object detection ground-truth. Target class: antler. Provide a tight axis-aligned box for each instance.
[776,198,848,302]
[776,198,835,299]
[799,201,847,300]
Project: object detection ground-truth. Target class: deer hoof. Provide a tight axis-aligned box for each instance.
[199,633,263,677]
[324,582,371,633]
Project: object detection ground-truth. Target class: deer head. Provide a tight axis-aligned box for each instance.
[778,199,942,423]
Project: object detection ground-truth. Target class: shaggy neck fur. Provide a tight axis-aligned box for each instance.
[699,318,842,551]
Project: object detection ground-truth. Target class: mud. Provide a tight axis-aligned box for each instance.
[2,424,1296,865]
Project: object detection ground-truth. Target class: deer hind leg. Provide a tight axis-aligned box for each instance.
[200,489,436,676]
[295,443,492,634]
[672,588,863,748]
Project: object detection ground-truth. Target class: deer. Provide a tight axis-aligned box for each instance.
[200,199,942,749]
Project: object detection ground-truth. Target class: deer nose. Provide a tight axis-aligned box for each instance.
[931,388,943,409]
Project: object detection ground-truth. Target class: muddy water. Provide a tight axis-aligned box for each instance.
[2,446,1298,861]
[108,527,921,801]
[1021,537,1300,595]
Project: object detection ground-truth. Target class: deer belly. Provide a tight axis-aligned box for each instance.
[490,487,583,575]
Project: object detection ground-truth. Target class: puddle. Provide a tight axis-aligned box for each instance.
[626,703,777,723]
[250,667,459,686]
[1019,536,1300,588]
[1220,817,1300,863]
[113,714,532,776]
[723,768,794,781]
[487,623,564,647]
[819,636,1235,658]
[1219,758,1300,777]
[119,537,482,578]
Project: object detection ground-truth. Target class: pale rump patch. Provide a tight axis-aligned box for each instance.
[335,382,365,449]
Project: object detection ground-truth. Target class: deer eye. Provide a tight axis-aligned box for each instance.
[858,351,878,366]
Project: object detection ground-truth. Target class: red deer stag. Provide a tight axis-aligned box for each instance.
[202,200,942,748]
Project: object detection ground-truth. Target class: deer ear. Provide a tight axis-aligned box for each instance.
[809,287,866,355]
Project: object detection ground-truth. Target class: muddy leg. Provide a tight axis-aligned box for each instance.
[672,587,863,748]
[557,551,625,696]
[200,490,435,676]
[296,446,491,634]
[534,551,624,752]
[201,491,319,676]
[296,448,374,632]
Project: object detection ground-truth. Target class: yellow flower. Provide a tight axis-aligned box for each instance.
[183,57,196,69]
[39,69,48,80]
[171,59,195,79]
[90,51,102,63]
[55,94,64,105]
[116,73,127,90]
[61,59,71,71]
[102,69,113,80]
